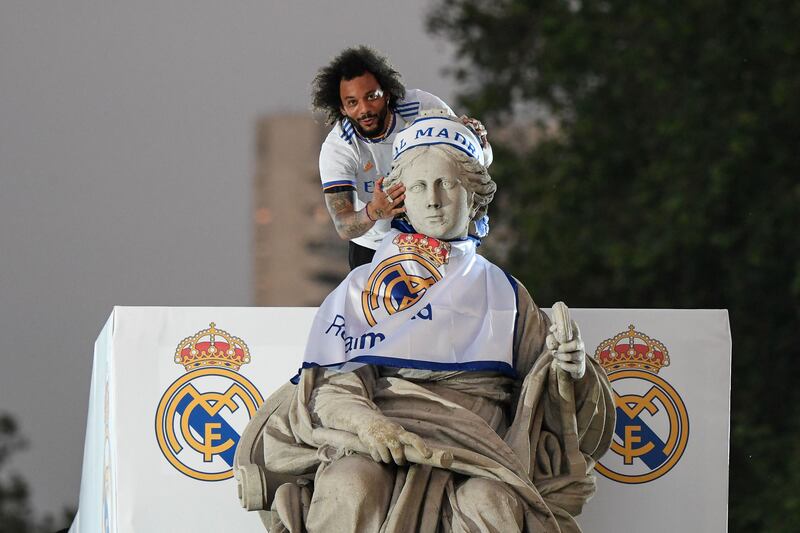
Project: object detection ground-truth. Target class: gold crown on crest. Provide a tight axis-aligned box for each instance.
[174,322,250,371]
[393,233,451,266]
[595,325,670,374]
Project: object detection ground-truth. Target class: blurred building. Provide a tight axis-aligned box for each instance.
[253,114,349,306]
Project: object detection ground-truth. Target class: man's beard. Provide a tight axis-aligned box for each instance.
[353,105,390,138]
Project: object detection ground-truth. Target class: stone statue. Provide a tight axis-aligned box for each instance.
[235,111,615,532]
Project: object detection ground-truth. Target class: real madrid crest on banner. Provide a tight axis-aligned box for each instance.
[155,323,264,481]
[361,233,450,326]
[595,325,690,484]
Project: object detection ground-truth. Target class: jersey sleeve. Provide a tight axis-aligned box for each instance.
[319,133,357,193]
[415,89,455,116]
[483,141,494,167]
[394,89,456,123]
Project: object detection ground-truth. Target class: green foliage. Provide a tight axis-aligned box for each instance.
[429,1,800,530]
[0,414,34,533]
[0,414,72,533]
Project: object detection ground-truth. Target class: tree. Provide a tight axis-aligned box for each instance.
[0,413,34,533]
[429,1,800,531]
[0,413,70,533]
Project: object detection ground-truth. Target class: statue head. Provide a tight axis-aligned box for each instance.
[386,111,496,240]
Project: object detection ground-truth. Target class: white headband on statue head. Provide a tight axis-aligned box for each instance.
[392,115,485,166]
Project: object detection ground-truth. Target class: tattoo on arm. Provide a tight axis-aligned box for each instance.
[324,191,375,239]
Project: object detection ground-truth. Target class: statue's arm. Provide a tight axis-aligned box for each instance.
[307,366,431,465]
[512,280,615,458]
[508,282,615,524]
[511,279,551,377]
[308,364,382,429]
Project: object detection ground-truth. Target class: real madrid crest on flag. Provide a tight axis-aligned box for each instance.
[595,325,690,484]
[155,323,264,481]
[361,233,450,326]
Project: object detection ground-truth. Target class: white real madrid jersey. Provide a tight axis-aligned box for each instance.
[319,89,454,250]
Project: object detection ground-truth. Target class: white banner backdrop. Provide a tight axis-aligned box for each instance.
[571,309,731,532]
[70,306,730,533]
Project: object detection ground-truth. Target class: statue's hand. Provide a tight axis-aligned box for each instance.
[547,320,586,380]
[458,115,489,148]
[357,417,431,465]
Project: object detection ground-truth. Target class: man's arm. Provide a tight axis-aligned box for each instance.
[324,190,376,240]
[324,177,406,240]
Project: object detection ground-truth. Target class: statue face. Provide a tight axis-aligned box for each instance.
[401,149,471,240]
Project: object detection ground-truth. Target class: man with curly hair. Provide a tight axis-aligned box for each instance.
[312,46,492,269]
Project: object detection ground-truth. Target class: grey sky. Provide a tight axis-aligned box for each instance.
[0,0,456,516]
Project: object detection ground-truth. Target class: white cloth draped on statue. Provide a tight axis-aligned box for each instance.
[298,229,518,381]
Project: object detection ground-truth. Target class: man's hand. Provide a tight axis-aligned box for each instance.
[368,176,405,221]
[357,416,431,465]
[458,115,489,148]
[546,320,586,380]
[323,176,404,240]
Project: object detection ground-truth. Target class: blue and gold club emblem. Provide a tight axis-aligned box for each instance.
[155,323,263,482]
[361,233,450,326]
[595,325,689,484]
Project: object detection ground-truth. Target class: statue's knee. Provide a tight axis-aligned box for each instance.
[455,478,523,529]
[307,455,395,533]
[457,478,502,503]
[314,455,392,498]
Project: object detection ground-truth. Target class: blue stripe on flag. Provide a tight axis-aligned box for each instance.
[291,357,517,384]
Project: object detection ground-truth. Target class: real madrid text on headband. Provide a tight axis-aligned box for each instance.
[392,115,486,166]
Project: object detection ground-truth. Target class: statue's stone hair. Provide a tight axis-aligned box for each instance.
[311,46,407,125]
[385,144,496,222]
